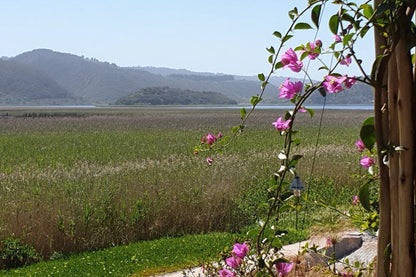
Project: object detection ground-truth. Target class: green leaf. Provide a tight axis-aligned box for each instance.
[240,108,247,120]
[311,4,322,28]
[306,108,314,118]
[246,227,260,238]
[329,14,339,35]
[294,45,304,51]
[275,62,283,70]
[268,55,274,64]
[273,31,282,38]
[318,87,327,97]
[288,154,303,168]
[294,22,313,30]
[362,4,374,19]
[250,95,262,106]
[359,181,372,212]
[266,46,275,54]
[360,117,375,151]
[360,26,370,38]
[231,125,240,134]
[292,138,301,145]
[341,12,355,24]
[342,33,354,45]
[258,73,265,81]
[281,34,293,44]
[300,51,309,61]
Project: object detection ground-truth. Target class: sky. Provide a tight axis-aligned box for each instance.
[0,0,374,79]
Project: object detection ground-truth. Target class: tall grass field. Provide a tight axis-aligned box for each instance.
[0,107,372,261]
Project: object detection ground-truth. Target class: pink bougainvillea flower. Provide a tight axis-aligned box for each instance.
[206,133,217,145]
[341,272,353,277]
[315,39,322,47]
[275,262,293,277]
[323,75,346,93]
[219,268,236,277]
[232,242,249,258]
[226,256,242,269]
[272,117,291,131]
[206,157,213,166]
[360,155,375,168]
[334,34,342,42]
[355,139,365,152]
[352,195,360,205]
[302,42,319,60]
[279,78,303,100]
[281,48,303,73]
[217,132,223,139]
[344,76,357,88]
[299,107,307,113]
[340,56,352,66]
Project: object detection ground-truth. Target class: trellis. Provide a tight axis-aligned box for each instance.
[372,1,415,276]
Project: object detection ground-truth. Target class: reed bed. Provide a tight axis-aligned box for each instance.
[0,107,372,257]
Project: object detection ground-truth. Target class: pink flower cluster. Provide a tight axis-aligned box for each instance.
[360,155,375,168]
[355,140,376,169]
[340,55,352,66]
[281,48,303,72]
[301,41,321,60]
[219,242,249,276]
[201,132,222,146]
[355,139,365,152]
[279,78,303,100]
[352,195,360,205]
[272,117,291,132]
[334,34,342,42]
[323,75,356,93]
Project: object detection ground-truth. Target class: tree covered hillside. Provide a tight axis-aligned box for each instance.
[115,86,237,105]
[0,59,77,104]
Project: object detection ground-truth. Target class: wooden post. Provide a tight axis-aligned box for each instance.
[395,19,415,276]
[388,51,399,277]
[373,1,391,275]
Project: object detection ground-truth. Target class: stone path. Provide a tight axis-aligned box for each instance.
[152,231,378,277]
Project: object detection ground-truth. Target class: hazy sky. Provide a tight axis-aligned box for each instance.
[1,0,374,79]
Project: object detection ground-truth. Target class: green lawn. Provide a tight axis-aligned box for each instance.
[2,233,237,276]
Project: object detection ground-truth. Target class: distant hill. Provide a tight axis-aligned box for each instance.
[13,49,169,104]
[115,86,237,105]
[0,59,77,104]
[0,48,374,105]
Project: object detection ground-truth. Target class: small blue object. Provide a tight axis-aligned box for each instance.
[289,175,305,191]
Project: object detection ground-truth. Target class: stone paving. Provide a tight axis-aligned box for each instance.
[153,231,378,277]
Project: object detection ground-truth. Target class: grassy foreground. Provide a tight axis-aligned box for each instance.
[0,107,372,273]
[2,233,237,276]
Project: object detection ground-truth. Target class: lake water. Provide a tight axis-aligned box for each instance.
[0,105,374,110]
[179,105,374,110]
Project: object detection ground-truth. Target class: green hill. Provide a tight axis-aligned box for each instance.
[0,48,374,105]
[0,59,77,104]
[115,86,237,105]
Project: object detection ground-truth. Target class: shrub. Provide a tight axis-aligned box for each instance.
[0,236,39,269]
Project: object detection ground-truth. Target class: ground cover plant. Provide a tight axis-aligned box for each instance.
[0,107,371,272]
[2,233,237,276]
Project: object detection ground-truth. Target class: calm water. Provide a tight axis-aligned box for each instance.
[179,105,374,110]
[0,105,373,110]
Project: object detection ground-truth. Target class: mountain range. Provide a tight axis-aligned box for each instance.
[0,49,373,105]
